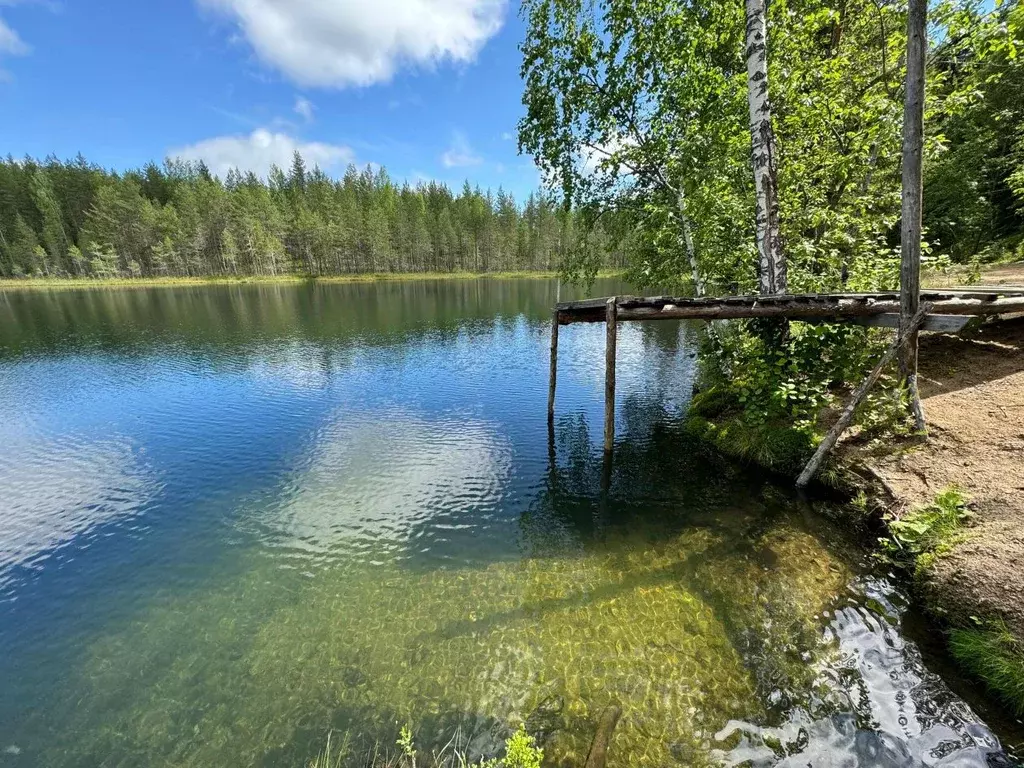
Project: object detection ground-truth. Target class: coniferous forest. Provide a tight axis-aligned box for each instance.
[3,0,1023,285]
[0,154,623,279]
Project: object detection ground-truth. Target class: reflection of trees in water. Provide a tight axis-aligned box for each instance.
[529,409,843,712]
[526,412,1011,766]
[0,278,626,359]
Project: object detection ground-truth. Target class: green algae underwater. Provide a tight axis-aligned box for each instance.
[0,280,1016,767]
[28,479,852,767]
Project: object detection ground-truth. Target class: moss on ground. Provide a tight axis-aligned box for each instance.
[685,387,829,482]
[878,486,972,579]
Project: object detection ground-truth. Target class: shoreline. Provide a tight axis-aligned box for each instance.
[0,270,624,292]
[839,314,1024,716]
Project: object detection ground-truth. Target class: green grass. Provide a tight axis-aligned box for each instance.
[879,486,972,577]
[0,270,625,292]
[949,622,1024,717]
[685,389,819,479]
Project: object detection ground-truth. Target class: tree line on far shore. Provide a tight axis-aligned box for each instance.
[0,154,626,280]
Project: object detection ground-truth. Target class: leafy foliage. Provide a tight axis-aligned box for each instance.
[520,0,1024,453]
[879,486,972,575]
[924,0,1024,262]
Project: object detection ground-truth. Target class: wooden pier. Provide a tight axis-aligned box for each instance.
[547,285,1024,474]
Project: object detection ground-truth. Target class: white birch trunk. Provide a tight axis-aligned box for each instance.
[677,187,705,297]
[745,0,787,295]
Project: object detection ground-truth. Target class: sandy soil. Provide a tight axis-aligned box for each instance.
[855,309,1024,637]
[924,260,1024,289]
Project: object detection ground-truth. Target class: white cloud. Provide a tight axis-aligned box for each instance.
[168,128,354,179]
[199,0,506,88]
[580,135,636,176]
[294,96,314,122]
[441,131,482,168]
[0,17,29,56]
[500,131,514,141]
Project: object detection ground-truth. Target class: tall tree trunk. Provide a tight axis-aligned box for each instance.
[745,0,787,295]
[899,0,927,431]
[677,187,705,297]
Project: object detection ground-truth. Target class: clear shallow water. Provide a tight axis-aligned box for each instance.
[0,280,1018,767]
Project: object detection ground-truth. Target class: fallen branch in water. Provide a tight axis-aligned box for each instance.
[583,704,622,768]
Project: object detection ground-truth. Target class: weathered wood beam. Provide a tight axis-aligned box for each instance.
[557,296,1024,324]
[796,304,932,489]
[900,0,927,431]
[604,297,617,454]
[556,289,1024,317]
[619,297,1024,321]
[547,309,559,424]
[804,313,970,332]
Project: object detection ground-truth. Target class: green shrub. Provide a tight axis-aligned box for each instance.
[496,726,543,768]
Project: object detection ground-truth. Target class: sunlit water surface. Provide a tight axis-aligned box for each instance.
[0,280,1019,767]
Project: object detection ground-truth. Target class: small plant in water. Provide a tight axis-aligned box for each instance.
[308,731,351,768]
[477,726,543,768]
[397,725,417,767]
[310,724,542,768]
[501,725,543,768]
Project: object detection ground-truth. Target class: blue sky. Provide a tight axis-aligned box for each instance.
[0,0,543,200]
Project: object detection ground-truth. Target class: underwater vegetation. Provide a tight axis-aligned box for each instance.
[24,508,851,768]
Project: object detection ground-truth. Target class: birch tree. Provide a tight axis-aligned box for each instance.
[519,0,748,292]
[744,0,787,295]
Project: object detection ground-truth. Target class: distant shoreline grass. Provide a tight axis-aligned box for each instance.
[0,270,625,292]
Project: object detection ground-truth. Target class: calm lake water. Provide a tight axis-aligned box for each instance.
[0,279,1019,767]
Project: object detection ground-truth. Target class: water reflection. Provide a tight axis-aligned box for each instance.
[248,410,513,568]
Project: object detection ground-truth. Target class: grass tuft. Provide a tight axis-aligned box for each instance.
[949,622,1024,717]
[685,411,816,477]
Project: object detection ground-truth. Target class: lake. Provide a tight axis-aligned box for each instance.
[0,279,1018,767]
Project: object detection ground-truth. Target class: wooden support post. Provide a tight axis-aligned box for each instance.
[547,309,559,424]
[604,297,617,453]
[796,304,931,488]
[899,0,927,432]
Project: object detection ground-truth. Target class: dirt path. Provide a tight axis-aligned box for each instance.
[860,312,1024,637]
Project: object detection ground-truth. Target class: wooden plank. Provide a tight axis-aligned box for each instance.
[604,298,617,453]
[803,313,970,332]
[612,296,1024,322]
[796,304,932,488]
[556,293,1024,323]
